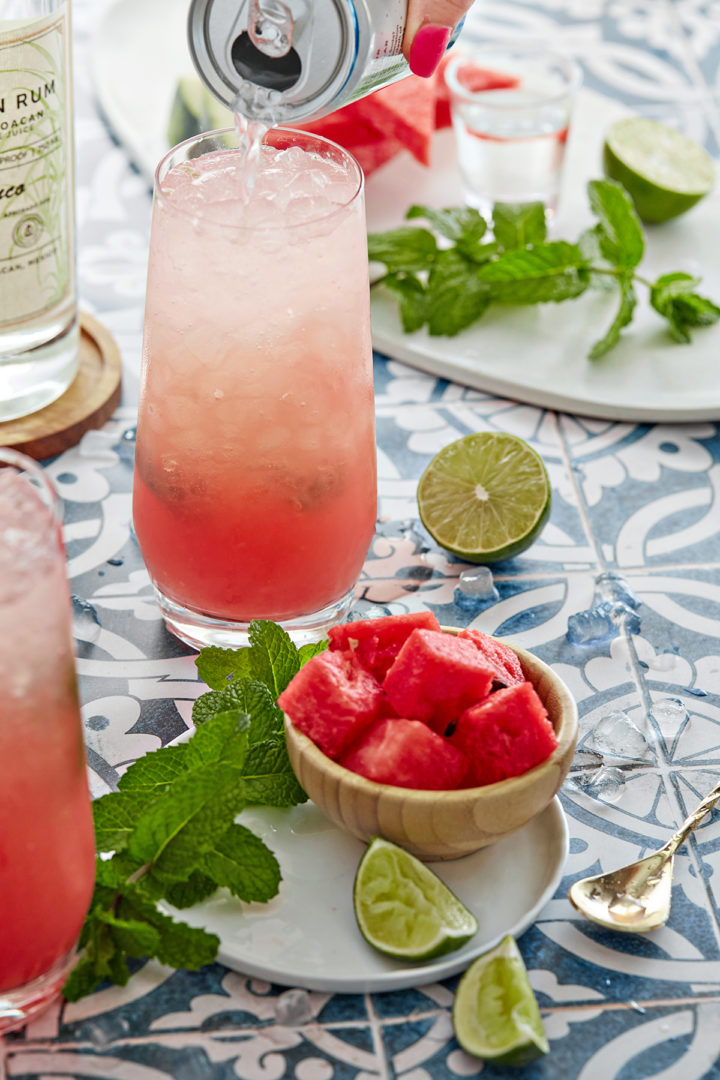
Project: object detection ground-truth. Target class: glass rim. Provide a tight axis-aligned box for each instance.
[0,446,61,528]
[444,46,582,108]
[154,125,366,231]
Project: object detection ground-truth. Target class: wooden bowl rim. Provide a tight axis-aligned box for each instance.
[284,627,578,805]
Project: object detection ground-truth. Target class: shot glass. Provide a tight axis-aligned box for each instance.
[132,127,378,649]
[444,45,582,219]
[0,448,95,1033]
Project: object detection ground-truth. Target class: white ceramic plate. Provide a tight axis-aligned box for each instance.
[92,0,720,421]
[170,796,568,993]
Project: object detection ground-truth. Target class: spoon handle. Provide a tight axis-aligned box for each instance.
[665,779,720,856]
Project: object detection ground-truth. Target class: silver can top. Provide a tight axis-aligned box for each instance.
[188,0,370,123]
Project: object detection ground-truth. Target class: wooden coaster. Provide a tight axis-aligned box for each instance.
[0,312,123,460]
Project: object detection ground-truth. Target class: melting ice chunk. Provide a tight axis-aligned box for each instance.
[567,570,641,646]
[593,571,641,611]
[650,697,689,741]
[454,566,499,612]
[72,595,101,644]
[586,710,649,761]
[275,988,314,1025]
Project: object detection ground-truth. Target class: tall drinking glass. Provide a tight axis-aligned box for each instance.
[133,128,377,649]
[0,448,95,1032]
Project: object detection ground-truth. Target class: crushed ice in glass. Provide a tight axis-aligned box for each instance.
[567,571,641,646]
[274,988,314,1025]
[586,710,649,760]
[454,566,499,612]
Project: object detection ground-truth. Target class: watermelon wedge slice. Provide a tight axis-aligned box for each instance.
[340,717,467,790]
[359,75,437,167]
[449,682,558,787]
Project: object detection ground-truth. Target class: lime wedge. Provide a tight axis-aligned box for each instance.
[353,837,478,961]
[603,117,715,224]
[452,935,549,1065]
[416,432,551,563]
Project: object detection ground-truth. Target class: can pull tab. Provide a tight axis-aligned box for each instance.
[248,0,298,58]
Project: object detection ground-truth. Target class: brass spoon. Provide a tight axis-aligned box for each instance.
[568,779,720,933]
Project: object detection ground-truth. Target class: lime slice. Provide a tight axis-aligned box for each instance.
[603,117,715,224]
[416,432,551,563]
[353,837,478,961]
[452,935,549,1065]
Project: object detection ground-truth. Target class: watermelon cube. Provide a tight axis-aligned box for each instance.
[458,628,524,686]
[449,682,558,787]
[278,650,384,760]
[328,610,441,681]
[340,718,467,790]
[383,629,495,733]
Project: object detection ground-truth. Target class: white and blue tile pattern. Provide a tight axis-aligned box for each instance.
[3,0,720,1076]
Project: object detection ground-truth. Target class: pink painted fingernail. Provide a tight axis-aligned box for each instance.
[409,23,452,78]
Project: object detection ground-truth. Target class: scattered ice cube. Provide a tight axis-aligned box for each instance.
[567,607,615,646]
[598,600,641,635]
[72,595,101,644]
[347,601,391,622]
[454,566,499,611]
[593,571,640,611]
[79,1015,130,1047]
[586,710,649,760]
[592,766,626,803]
[650,697,689,742]
[274,988,314,1025]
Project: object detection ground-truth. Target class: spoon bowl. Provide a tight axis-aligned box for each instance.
[568,778,720,932]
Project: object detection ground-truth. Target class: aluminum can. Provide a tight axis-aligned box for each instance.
[188,0,462,123]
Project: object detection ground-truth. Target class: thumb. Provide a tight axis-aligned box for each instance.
[403,0,473,77]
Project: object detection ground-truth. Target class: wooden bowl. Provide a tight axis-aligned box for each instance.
[284,630,578,860]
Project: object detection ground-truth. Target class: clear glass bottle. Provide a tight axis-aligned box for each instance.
[0,0,78,422]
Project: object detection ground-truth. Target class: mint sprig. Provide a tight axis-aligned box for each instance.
[367,179,720,359]
[64,620,322,1002]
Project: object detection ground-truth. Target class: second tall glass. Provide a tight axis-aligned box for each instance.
[133,128,378,649]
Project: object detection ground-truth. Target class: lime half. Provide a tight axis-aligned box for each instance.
[417,432,551,563]
[452,935,549,1066]
[604,117,715,224]
[353,837,478,961]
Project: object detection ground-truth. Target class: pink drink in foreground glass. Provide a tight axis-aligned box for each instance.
[0,449,95,1032]
[133,128,377,648]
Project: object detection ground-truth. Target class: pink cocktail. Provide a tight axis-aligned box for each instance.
[133,128,377,648]
[0,449,95,1032]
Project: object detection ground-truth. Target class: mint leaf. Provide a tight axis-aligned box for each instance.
[298,639,328,667]
[588,275,637,360]
[492,202,547,250]
[93,791,155,853]
[588,179,644,269]
[184,710,250,769]
[368,226,437,272]
[382,273,427,333]
[118,891,219,969]
[164,871,218,909]
[192,683,250,727]
[195,646,253,689]
[117,743,189,793]
[248,619,301,697]
[480,242,590,304]
[128,762,248,881]
[426,248,490,335]
[97,911,162,958]
[241,738,307,807]
[407,204,487,244]
[201,823,281,902]
[650,272,720,342]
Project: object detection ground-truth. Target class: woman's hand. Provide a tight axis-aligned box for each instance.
[403,0,474,77]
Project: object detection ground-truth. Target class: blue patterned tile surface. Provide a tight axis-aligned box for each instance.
[3,0,720,1076]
